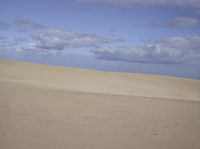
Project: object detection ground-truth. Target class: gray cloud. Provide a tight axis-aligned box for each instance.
[92,35,200,64]
[75,0,200,8]
[167,16,200,27]
[30,28,123,51]
[0,21,11,30]
[14,19,45,31]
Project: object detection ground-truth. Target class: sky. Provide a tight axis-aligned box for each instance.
[0,0,200,79]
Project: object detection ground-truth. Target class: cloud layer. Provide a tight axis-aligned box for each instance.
[92,35,200,64]
[75,0,200,8]
[31,29,122,50]
[1,19,200,65]
[0,20,123,55]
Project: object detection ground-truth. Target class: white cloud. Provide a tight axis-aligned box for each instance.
[31,28,122,50]
[19,43,62,55]
[92,35,200,64]
[167,16,199,27]
[0,20,123,55]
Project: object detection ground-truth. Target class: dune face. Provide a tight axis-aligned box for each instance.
[0,60,200,149]
[0,60,199,101]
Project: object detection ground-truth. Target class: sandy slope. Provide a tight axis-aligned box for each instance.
[0,60,200,149]
[0,60,199,101]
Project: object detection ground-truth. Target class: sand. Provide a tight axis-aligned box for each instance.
[0,60,200,149]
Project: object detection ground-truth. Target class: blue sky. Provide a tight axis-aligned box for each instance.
[0,0,200,79]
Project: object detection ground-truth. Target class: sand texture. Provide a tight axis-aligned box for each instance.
[0,60,200,149]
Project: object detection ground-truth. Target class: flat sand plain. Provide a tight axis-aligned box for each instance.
[0,60,200,149]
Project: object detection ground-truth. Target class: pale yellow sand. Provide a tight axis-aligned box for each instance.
[0,60,200,149]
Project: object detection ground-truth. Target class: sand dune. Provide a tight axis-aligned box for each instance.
[0,60,200,149]
[0,60,199,101]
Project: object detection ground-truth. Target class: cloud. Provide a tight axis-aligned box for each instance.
[30,28,122,51]
[0,21,11,30]
[0,19,122,55]
[75,0,200,8]
[19,42,62,55]
[14,19,45,31]
[91,35,200,64]
[167,16,200,27]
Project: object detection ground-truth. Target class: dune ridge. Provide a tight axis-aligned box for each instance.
[0,60,199,101]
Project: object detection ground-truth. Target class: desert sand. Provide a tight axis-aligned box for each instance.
[0,60,200,149]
